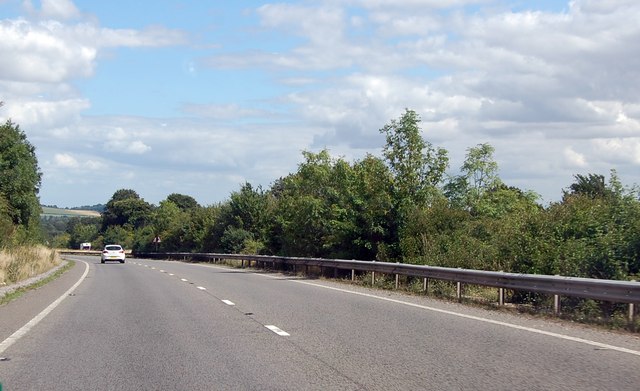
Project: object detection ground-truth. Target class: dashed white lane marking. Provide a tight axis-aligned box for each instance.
[197,286,206,291]
[168,273,174,276]
[160,270,165,273]
[161,262,640,354]
[180,278,188,282]
[144,265,149,268]
[292,280,640,357]
[265,325,290,336]
[221,300,235,306]
[151,267,156,270]
[0,260,90,354]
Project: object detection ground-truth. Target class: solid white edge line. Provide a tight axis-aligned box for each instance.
[0,260,90,354]
[265,325,290,336]
[221,300,235,306]
[292,280,640,357]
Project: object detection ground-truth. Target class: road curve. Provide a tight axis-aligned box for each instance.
[1,256,639,390]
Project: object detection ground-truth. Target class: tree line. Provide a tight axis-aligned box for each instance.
[2,107,639,282]
[41,110,640,283]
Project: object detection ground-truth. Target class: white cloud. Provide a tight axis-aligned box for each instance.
[181,103,265,120]
[2,98,89,128]
[563,147,588,168]
[103,128,151,155]
[53,153,78,168]
[0,20,97,83]
[592,138,640,165]
[85,159,106,170]
[5,0,640,207]
[50,153,107,171]
[40,0,81,20]
[258,4,345,44]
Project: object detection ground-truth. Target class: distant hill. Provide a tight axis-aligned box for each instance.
[71,204,105,212]
[42,204,105,212]
[41,206,101,218]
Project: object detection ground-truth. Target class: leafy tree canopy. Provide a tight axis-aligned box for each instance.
[0,120,42,231]
[102,189,152,230]
[564,173,610,200]
[380,109,448,208]
[166,193,199,210]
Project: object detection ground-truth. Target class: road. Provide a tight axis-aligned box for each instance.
[1,256,639,390]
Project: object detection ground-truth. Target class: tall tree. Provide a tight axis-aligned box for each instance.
[462,143,500,193]
[380,109,448,208]
[0,120,42,234]
[102,189,152,230]
[445,143,501,211]
[166,193,199,211]
[564,173,610,200]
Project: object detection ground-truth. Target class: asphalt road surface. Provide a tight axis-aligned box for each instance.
[1,256,639,390]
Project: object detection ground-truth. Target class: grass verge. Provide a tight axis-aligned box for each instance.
[0,245,62,285]
[0,260,75,306]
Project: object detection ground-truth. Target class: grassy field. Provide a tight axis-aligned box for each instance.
[41,206,101,218]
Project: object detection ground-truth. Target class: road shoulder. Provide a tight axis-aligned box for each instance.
[0,259,85,343]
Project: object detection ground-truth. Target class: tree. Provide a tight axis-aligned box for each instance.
[67,217,101,249]
[564,173,610,200]
[201,183,272,254]
[0,120,42,237]
[102,189,152,230]
[462,143,500,193]
[350,154,396,260]
[166,193,199,211]
[228,183,269,236]
[149,199,183,250]
[380,109,448,208]
[445,143,501,211]
[271,150,362,258]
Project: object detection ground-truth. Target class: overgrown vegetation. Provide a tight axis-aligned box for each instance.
[0,245,61,286]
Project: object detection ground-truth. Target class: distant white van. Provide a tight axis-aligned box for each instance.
[80,242,92,250]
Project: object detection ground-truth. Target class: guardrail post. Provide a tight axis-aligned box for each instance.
[423,278,428,294]
[554,294,560,315]
[499,288,505,306]
[351,269,355,281]
[395,263,399,289]
[629,303,635,324]
[457,281,462,301]
[371,260,376,285]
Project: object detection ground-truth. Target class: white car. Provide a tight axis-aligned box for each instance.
[101,244,126,263]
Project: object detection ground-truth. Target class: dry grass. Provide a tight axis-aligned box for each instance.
[0,245,61,286]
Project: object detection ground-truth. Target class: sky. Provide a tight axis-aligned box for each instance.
[1,0,639,208]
